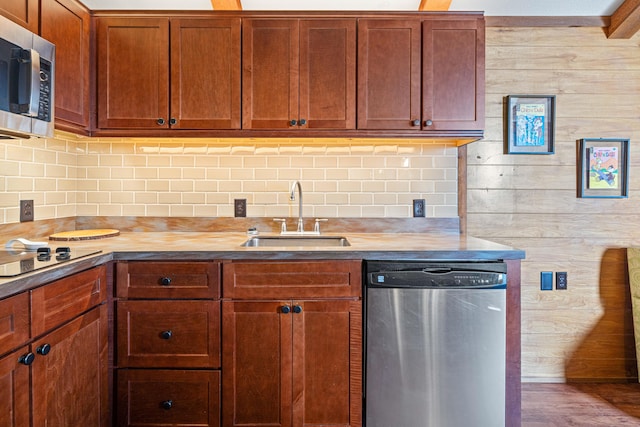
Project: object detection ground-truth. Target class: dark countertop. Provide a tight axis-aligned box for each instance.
[0,231,525,299]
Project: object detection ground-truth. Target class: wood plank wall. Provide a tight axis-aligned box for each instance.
[467,26,640,382]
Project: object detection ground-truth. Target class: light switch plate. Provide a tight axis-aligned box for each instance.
[541,271,553,291]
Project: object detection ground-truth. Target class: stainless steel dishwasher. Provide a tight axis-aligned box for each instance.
[364,260,507,427]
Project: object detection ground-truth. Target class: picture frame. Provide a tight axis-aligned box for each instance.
[578,138,630,198]
[505,95,556,154]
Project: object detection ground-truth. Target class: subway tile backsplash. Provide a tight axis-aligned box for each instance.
[0,135,458,224]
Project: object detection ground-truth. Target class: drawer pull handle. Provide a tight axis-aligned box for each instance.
[160,330,173,340]
[293,305,302,314]
[19,352,35,365]
[37,343,51,356]
[281,305,291,314]
[161,400,173,410]
[160,277,172,286]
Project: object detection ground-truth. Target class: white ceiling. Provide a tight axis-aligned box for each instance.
[80,0,625,16]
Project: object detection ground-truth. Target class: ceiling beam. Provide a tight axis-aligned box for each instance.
[211,0,242,10]
[418,0,452,11]
[607,0,640,38]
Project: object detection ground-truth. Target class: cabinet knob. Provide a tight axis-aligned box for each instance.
[37,343,51,356]
[281,305,291,314]
[290,119,297,126]
[298,119,307,126]
[412,119,420,126]
[157,118,166,126]
[19,352,35,365]
[293,305,302,314]
[169,118,177,125]
[160,330,173,340]
[161,400,173,410]
[424,119,433,126]
[160,277,172,286]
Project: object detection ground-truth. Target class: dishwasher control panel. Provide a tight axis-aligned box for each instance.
[365,261,507,289]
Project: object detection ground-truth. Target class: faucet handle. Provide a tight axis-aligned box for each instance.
[313,218,328,233]
[273,218,287,233]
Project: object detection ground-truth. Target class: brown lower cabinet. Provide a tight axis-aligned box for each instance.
[0,346,30,427]
[222,299,362,427]
[0,266,108,427]
[32,305,108,426]
[221,260,363,427]
[115,261,222,427]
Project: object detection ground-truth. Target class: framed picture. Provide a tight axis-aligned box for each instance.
[505,95,556,154]
[578,138,630,198]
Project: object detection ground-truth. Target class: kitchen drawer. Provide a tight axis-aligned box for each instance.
[116,300,220,368]
[31,266,107,337]
[117,369,220,427]
[116,261,220,299]
[0,293,29,358]
[222,260,362,299]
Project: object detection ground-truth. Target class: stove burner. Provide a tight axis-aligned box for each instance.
[55,247,71,261]
[0,247,102,278]
[37,247,51,261]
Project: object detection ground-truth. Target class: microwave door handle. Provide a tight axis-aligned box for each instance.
[28,49,40,117]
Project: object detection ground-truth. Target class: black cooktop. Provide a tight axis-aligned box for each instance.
[0,247,102,277]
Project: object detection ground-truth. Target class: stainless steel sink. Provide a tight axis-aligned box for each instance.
[241,235,350,247]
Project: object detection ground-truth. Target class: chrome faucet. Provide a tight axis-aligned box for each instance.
[290,180,304,232]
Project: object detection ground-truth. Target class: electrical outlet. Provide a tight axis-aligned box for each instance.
[413,199,426,217]
[540,271,553,291]
[234,199,247,217]
[20,200,34,222]
[556,272,568,290]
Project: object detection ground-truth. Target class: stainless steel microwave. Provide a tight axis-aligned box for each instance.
[0,15,55,139]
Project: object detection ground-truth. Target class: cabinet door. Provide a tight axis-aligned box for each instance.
[292,300,362,427]
[422,18,485,131]
[170,18,241,129]
[242,19,299,129]
[0,0,38,32]
[117,369,220,427]
[97,18,170,129]
[40,0,91,130]
[299,19,356,130]
[31,304,109,427]
[0,347,30,427]
[357,19,421,130]
[222,301,293,427]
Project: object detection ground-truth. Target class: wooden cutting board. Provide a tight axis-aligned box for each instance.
[49,229,120,241]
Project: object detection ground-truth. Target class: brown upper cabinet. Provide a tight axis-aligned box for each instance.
[0,0,38,32]
[90,12,484,139]
[242,18,356,130]
[358,16,484,132]
[41,0,91,132]
[96,17,241,130]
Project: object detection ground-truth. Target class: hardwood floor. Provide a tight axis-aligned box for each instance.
[523,383,640,426]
